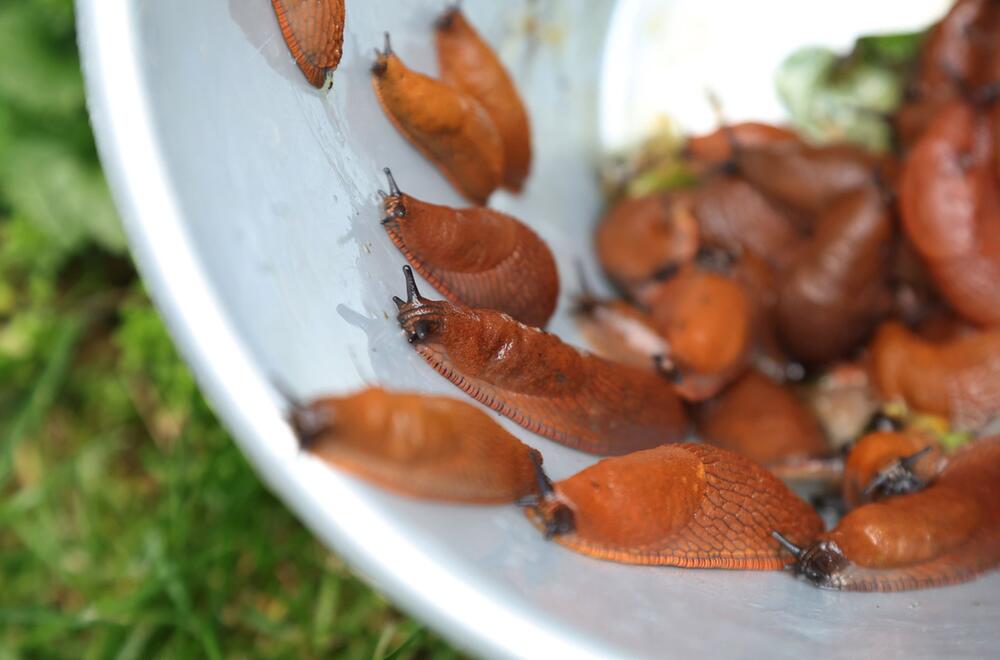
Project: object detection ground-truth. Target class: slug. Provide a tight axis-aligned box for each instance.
[775,184,893,365]
[287,387,545,503]
[894,0,991,147]
[871,321,1000,429]
[692,174,802,271]
[371,34,503,205]
[899,99,1000,326]
[775,436,1000,591]
[394,266,688,455]
[697,369,828,467]
[733,141,877,220]
[524,443,823,568]
[271,0,345,88]
[595,192,699,294]
[380,168,558,328]
[684,122,798,169]
[842,431,944,509]
[435,7,532,192]
[643,260,752,401]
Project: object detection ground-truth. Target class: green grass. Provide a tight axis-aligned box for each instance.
[0,1,457,657]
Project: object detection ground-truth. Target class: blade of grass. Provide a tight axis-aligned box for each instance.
[0,313,84,490]
[381,626,426,660]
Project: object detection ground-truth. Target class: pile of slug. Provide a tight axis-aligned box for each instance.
[271,0,1000,592]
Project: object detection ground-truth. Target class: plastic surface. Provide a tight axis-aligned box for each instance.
[77,0,998,657]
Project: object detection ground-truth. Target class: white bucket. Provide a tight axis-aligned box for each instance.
[78,1,995,657]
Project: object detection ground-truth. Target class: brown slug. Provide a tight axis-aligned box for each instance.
[380,168,558,328]
[394,266,688,455]
[524,443,823,568]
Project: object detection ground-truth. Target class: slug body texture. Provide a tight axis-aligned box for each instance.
[790,437,1000,591]
[436,8,532,192]
[291,388,542,503]
[685,122,798,168]
[645,266,752,401]
[394,268,688,455]
[693,175,801,271]
[871,321,1000,428]
[899,100,1000,327]
[735,141,876,219]
[372,43,503,205]
[382,178,558,327]
[776,185,893,364]
[526,444,823,568]
[271,0,346,88]
[698,369,828,466]
[596,193,699,293]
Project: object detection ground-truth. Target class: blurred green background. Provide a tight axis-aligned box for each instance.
[0,2,457,657]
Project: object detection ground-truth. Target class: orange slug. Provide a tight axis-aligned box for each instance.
[393,266,688,455]
[871,321,1000,429]
[842,431,944,510]
[776,436,1000,591]
[726,251,800,382]
[372,34,503,205]
[895,0,990,147]
[775,184,893,365]
[697,369,828,467]
[524,443,823,568]
[890,234,945,326]
[435,7,532,192]
[287,387,544,503]
[692,175,802,271]
[379,168,558,328]
[595,192,699,294]
[271,0,345,88]
[899,99,1000,326]
[643,260,752,401]
[733,141,877,219]
[684,122,798,168]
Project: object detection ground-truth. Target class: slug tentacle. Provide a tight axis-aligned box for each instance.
[862,446,934,499]
[771,531,805,559]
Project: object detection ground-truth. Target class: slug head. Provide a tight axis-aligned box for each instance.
[379,167,407,223]
[796,541,851,589]
[435,3,462,30]
[518,455,575,539]
[371,32,393,75]
[531,498,576,540]
[773,532,850,589]
[862,446,932,500]
[288,401,335,451]
[394,265,447,344]
[271,378,335,451]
